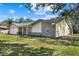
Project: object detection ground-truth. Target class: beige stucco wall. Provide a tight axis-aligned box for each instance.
[56,19,70,37]
[10,25,18,34]
[31,22,42,33]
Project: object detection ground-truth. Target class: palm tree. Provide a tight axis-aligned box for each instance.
[17,17,25,23]
[17,17,33,35]
[25,18,33,22]
[2,18,13,34]
[18,17,25,36]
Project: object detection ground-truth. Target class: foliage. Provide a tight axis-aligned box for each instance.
[15,17,33,23]
[2,18,13,27]
[25,3,78,34]
[1,18,13,34]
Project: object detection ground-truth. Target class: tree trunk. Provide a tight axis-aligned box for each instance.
[8,26,10,34]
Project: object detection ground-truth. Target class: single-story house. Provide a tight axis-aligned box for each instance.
[9,17,71,37]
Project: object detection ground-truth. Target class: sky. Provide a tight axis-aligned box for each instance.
[0,3,77,22]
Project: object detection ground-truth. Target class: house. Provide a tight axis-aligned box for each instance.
[9,17,71,37]
[9,22,32,35]
[0,24,8,34]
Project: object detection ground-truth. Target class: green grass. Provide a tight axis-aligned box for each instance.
[0,34,79,56]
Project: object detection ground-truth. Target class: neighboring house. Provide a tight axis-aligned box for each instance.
[10,17,71,37]
[9,22,32,35]
[0,25,8,34]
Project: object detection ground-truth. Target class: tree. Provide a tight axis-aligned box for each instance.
[69,4,79,33]
[25,18,33,22]
[25,3,78,34]
[2,18,13,34]
[17,17,25,35]
[17,17,25,23]
[16,17,33,23]
[54,4,78,34]
[15,17,33,35]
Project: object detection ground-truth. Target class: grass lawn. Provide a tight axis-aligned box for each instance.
[0,34,79,56]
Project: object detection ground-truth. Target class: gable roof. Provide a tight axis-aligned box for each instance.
[14,22,34,27]
[44,16,65,24]
[30,19,43,25]
[12,16,66,27]
[30,16,66,25]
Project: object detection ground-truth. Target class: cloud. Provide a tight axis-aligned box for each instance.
[32,18,39,20]
[45,15,58,19]
[27,11,30,13]
[43,5,53,12]
[42,14,58,19]
[32,14,58,20]
[19,5,23,8]
[31,3,45,15]
[30,3,37,11]
[35,12,45,15]
[31,3,54,15]
[23,16,27,19]
[0,14,7,17]
[14,16,18,19]
[9,9,15,14]
[13,16,27,19]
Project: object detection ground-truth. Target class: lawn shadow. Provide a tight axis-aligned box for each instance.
[38,38,79,46]
[19,35,51,39]
[0,41,54,56]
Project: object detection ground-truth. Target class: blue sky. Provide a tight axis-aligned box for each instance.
[0,3,77,22]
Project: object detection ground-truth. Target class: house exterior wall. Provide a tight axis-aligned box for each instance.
[41,22,55,37]
[31,22,42,33]
[56,19,70,37]
[50,24,56,38]
[10,25,18,34]
[30,21,56,37]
